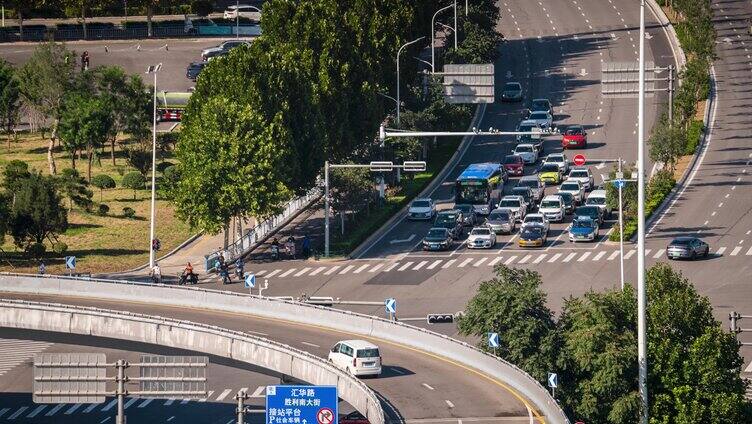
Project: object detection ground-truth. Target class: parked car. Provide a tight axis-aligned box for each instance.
[201,40,251,61]
[223,4,262,20]
[539,195,565,222]
[434,210,464,238]
[569,216,599,242]
[454,204,478,226]
[517,225,547,248]
[558,180,585,204]
[466,226,496,249]
[518,175,545,203]
[501,81,523,102]
[422,227,454,251]
[513,143,539,164]
[498,196,527,222]
[666,237,710,260]
[521,213,550,234]
[567,167,595,191]
[503,154,525,176]
[538,163,563,185]
[511,186,535,212]
[407,198,436,220]
[543,153,569,173]
[186,61,207,81]
[486,208,516,234]
[574,205,603,226]
[585,189,612,219]
[328,340,381,377]
[562,125,588,149]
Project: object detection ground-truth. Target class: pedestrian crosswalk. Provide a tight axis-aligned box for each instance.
[0,339,52,376]
[0,386,267,421]
[246,243,752,280]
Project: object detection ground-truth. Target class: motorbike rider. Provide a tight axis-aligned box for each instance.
[180,262,196,285]
[234,257,244,279]
[270,238,280,260]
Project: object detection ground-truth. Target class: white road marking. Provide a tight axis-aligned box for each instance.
[309,267,326,276]
[716,247,727,256]
[718,202,724,208]
[124,398,139,409]
[533,254,547,264]
[65,404,83,415]
[607,251,620,260]
[163,398,175,406]
[83,404,98,413]
[474,257,488,266]
[730,246,742,256]
[624,249,636,259]
[488,256,503,266]
[427,260,443,269]
[518,254,533,264]
[215,389,233,402]
[368,263,384,273]
[445,400,455,408]
[352,264,370,274]
[338,265,355,274]
[0,339,52,375]
[0,409,9,419]
[398,262,414,271]
[747,246,752,256]
[562,252,577,262]
[725,193,730,198]
[294,267,311,277]
[592,251,606,261]
[26,406,47,418]
[644,249,652,257]
[457,258,474,268]
[102,399,118,411]
[422,383,435,390]
[745,361,752,373]
[7,407,28,420]
[390,234,416,244]
[251,386,267,398]
[138,399,154,408]
[301,341,320,348]
[383,263,399,272]
[653,249,665,259]
[442,259,457,268]
[547,253,562,262]
[265,269,281,278]
[504,256,518,265]
[711,211,716,216]
[323,266,340,275]
[577,252,591,262]
[278,268,297,278]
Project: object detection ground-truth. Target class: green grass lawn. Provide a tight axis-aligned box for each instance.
[0,132,192,274]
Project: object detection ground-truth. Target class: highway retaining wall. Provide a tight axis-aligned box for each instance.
[0,298,384,424]
[0,273,570,424]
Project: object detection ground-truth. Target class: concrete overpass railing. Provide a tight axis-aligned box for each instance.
[0,297,385,424]
[0,273,570,424]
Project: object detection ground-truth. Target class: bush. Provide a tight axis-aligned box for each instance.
[156,161,174,174]
[684,119,704,155]
[91,174,116,201]
[97,203,110,216]
[122,207,136,219]
[52,242,68,255]
[615,170,676,240]
[121,171,146,199]
[26,242,46,259]
[191,0,214,16]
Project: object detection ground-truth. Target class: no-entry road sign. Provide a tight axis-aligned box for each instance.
[573,154,587,166]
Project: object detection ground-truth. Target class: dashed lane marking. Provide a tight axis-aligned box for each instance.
[547,253,562,262]
[716,247,727,256]
[653,249,665,259]
[562,252,577,262]
[442,259,457,268]
[427,260,443,269]
[412,261,428,271]
[592,251,606,261]
[368,263,384,273]
[730,246,742,256]
[577,251,591,261]
[352,264,370,274]
[398,262,414,271]
[294,267,311,277]
[474,257,488,267]
[338,265,355,275]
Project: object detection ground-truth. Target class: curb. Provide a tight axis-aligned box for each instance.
[102,231,204,276]
[646,0,686,70]
[350,103,487,259]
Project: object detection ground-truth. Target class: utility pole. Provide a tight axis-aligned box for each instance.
[236,0,239,39]
[146,64,162,270]
[115,360,127,424]
[454,0,458,49]
[637,1,648,423]
[618,158,625,290]
[235,389,249,424]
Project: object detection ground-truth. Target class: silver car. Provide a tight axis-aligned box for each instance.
[567,167,595,191]
[513,143,538,164]
[486,208,516,234]
[498,196,527,222]
[527,111,553,129]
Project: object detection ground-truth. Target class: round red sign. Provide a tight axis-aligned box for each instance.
[317,408,334,424]
[573,154,586,166]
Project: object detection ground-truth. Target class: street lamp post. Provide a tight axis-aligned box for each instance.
[146,63,162,270]
[637,0,648,422]
[396,36,425,125]
[453,0,458,49]
[431,5,453,73]
[618,158,625,290]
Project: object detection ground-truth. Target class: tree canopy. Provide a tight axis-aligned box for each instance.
[8,172,68,251]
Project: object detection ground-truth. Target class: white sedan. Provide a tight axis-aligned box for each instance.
[513,143,539,164]
[466,226,496,249]
[407,198,436,220]
[521,213,550,234]
[527,111,553,129]
[543,153,569,173]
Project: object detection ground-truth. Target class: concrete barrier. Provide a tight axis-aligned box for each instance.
[0,298,384,424]
[0,273,570,424]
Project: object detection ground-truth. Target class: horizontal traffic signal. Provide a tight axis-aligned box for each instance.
[426,313,454,324]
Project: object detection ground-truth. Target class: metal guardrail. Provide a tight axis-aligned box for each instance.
[0,24,260,43]
[0,297,385,424]
[205,186,321,271]
[0,273,570,423]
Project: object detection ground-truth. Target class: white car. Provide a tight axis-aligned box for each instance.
[527,111,553,129]
[521,213,550,234]
[543,153,569,173]
[466,226,496,249]
[407,198,436,220]
[558,180,585,204]
[567,167,595,191]
[513,143,539,164]
[201,40,251,61]
[498,195,528,222]
[223,4,261,19]
[539,195,565,222]
[328,340,382,377]
[585,189,612,218]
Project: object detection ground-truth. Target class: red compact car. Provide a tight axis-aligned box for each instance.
[503,154,525,176]
[562,125,587,149]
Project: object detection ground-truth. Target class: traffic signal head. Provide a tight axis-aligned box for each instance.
[426,313,454,324]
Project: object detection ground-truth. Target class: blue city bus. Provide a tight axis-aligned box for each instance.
[455,163,505,215]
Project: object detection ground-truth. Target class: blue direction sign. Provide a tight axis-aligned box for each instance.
[266,385,338,424]
[65,256,76,270]
[487,332,499,348]
[612,179,626,189]
[548,372,558,389]
[245,273,256,288]
[385,298,396,314]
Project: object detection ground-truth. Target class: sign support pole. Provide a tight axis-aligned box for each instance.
[618,157,624,290]
[116,359,126,424]
[324,161,329,257]
[235,390,248,424]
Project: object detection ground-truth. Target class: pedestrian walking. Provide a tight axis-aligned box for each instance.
[81,51,90,71]
[302,235,311,259]
[38,261,46,275]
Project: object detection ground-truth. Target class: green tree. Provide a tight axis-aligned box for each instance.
[1,159,31,192]
[191,0,213,16]
[0,193,9,245]
[91,174,116,202]
[174,97,292,233]
[458,266,558,383]
[58,92,114,181]
[0,59,20,146]
[124,144,152,177]
[605,164,637,218]
[121,171,146,200]
[329,166,374,231]
[57,168,93,211]
[648,116,685,172]
[9,172,68,251]
[16,42,77,175]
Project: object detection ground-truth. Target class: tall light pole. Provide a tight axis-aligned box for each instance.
[236,0,239,39]
[617,158,625,290]
[146,64,162,270]
[396,36,425,125]
[431,5,453,73]
[453,0,458,49]
[637,0,648,422]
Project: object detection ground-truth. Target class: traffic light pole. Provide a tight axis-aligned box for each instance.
[618,158,624,291]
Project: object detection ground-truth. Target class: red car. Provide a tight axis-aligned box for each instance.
[562,125,588,149]
[503,154,525,176]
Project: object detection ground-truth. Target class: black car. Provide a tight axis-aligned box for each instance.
[434,210,464,238]
[574,205,603,225]
[557,191,575,214]
[453,204,477,226]
[186,61,207,81]
[510,186,535,211]
[501,82,523,102]
[422,228,453,251]
[666,237,709,260]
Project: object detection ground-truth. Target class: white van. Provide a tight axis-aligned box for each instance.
[223,4,262,20]
[328,340,381,377]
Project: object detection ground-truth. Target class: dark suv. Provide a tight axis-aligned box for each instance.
[434,210,465,238]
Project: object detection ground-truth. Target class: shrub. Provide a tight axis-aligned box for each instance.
[156,161,174,174]
[122,207,136,219]
[121,171,146,199]
[97,203,110,216]
[52,242,68,255]
[91,174,116,201]
[26,242,46,259]
[684,120,704,155]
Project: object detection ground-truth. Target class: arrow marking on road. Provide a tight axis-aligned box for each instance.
[390,234,416,244]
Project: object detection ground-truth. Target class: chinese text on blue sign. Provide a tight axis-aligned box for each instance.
[266,385,338,424]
